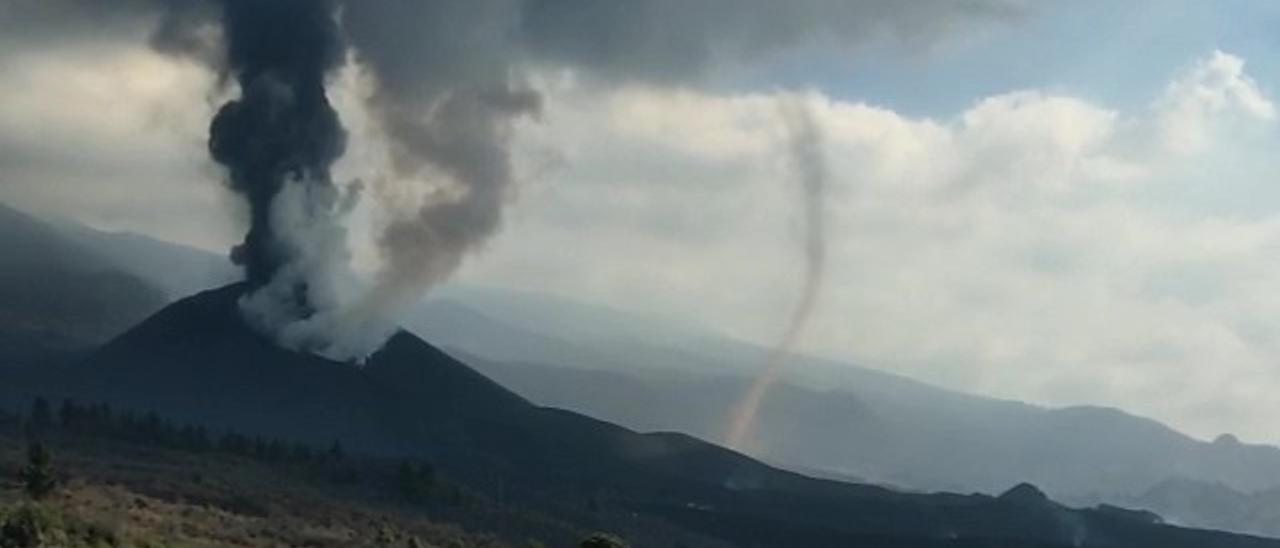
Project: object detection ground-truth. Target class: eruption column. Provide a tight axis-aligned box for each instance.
[201,0,358,356]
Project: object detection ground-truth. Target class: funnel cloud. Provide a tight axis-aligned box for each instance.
[727,100,829,450]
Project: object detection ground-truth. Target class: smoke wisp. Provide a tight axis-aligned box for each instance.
[727,99,828,450]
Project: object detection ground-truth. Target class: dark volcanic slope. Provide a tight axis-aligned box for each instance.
[61,283,526,456]
[22,285,1280,548]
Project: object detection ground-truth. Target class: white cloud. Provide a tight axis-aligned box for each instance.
[1156,50,1276,154]
[459,51,1280,442]
[0,45,234,250]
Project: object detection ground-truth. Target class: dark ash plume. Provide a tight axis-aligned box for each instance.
[210,0,345,287]
[2,0,359,357]
[195,0,359,358]
[727,99,828,450]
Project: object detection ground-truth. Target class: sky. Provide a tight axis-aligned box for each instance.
[3,1,1280,442]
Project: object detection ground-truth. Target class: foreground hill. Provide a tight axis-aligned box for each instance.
[5,284,1278,547]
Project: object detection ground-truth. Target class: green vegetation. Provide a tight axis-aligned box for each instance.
[0,399,631,548]
[0,504,118,548]
[579,532,629,548]
[19,443,55,501]
[48,399,323,466]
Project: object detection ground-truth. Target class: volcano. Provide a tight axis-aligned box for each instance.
[13,284,1278,547]
[59,285,777,485]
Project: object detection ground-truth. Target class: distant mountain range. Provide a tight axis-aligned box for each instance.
[1119,478,1280,538]
[407,293,1280,503]
[3,201,1280,541]
[0,204,168,366]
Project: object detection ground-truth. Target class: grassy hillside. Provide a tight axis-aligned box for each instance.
[0,407,620,548]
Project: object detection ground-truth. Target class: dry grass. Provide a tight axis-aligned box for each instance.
[0,431,516,548]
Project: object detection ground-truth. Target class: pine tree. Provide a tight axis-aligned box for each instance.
[21,440,58,499]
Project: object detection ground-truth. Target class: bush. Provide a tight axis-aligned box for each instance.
[579,532,628,548]
[0,505,61,548]
[0,505,119,548]
[20,442,57,500]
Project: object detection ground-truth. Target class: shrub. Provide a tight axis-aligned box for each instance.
[0,505,119,548]
[0,505,60,548]
[579,532,628,548]
[20,442,57,500]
